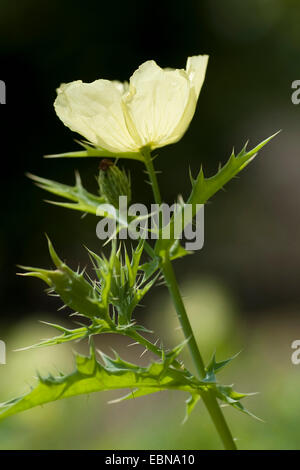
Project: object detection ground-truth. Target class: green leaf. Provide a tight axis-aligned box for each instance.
[18,237,111,321]
[140,257,160,280]
[0,349,200,422]
[110,340,195,405]
[0,344,258,422]
[183,394,201,424]
[215,384,261,421]
[160,339,190,376]
[188,133,279,206]
[88,242,158,324]
[129,239,145,286]
[15,318,154,352]
[28,172,142,238]
[28,172,107,215]
[155,132,278,258]
[28,172,189,269]
[15,320,113,351]
[204,351,241,383]
[156,133,279,255]
[44,140,144,162]
[140,244,188,278]
[169,240,191,261]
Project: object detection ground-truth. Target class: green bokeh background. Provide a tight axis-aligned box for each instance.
[0,0,300,449]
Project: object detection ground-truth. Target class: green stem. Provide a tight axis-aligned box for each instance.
[162,257,206,373]
[142,147,162,207]
[162,257,236,450]
[142,147,237,450]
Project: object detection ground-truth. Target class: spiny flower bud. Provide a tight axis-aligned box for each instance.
[98,159,131,208]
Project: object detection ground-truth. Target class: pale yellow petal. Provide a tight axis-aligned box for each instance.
[164,55,208,142]
[54,79,136,153]
[159,55,209,147]
[123,60,192,149]
[112,80,129,94]
[186,55,209,98]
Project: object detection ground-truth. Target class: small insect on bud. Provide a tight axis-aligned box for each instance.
[98,159,131,208]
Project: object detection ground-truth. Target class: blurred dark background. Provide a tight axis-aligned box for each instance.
[0,0,300,450]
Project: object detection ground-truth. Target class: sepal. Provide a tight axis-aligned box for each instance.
[44,140,143,162]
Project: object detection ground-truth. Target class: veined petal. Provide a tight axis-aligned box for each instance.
[123,60,192,149]
[157,86,197,148]
[54,80,137,153]
[123,56,208,150]
[186,55,209,98]
[53,55,209,156]
[162,55,209,146]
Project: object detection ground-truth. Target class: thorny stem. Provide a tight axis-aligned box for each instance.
[141,146,237,450]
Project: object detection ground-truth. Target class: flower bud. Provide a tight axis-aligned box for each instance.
[98,159,131,208]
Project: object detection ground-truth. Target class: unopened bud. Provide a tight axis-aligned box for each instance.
[98,159,131,208]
